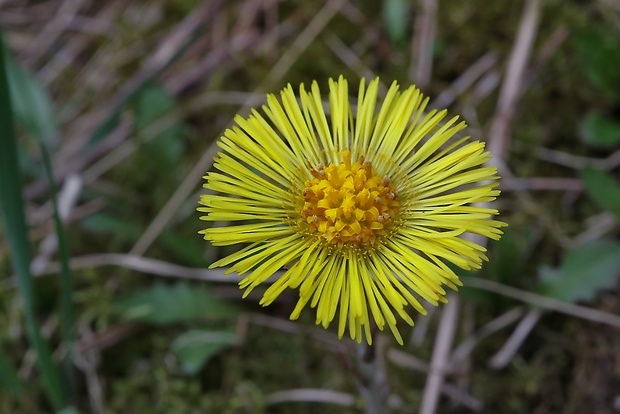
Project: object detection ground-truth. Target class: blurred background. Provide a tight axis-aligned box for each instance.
[1,0,620,413]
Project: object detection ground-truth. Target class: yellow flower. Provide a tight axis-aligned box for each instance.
[199,76,506,345]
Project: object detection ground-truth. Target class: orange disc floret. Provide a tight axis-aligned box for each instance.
[300,150,400,247]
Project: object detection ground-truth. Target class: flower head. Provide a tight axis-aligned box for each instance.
[199,76,506,345]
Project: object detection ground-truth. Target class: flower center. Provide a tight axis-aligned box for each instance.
[299,150,400,247]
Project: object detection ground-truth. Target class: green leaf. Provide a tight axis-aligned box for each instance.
[536,241,620,303]
[382,0,409,45]
[160,229,209,267]
[483,228,524,282]
[80,212,143,242]
[0,344,22,393]
[172,330,236,375]
[579,110,620,148]
[580,166,620,219]
[575,28,620,101]
[118,282,238,325]
[458,272,498,306]
[132,83,184,168]
[460,228,535,306]
[86,112,122,148]
[4,50,57,144]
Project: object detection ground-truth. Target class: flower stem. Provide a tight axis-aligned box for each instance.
[356,333,389,414]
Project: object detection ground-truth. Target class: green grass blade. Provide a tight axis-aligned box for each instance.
[0,35,66,411]
[40,142,76,394]
[0,344,22,393]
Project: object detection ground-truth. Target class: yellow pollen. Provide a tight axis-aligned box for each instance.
[299,150,400,247]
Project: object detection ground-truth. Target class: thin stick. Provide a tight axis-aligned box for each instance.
[20,0,88,66]
[487,0,542,159]
[266,388,355,406]
[451,307,525,366]
[419,295,459,414]
[130,0,348,256]
[29,253,244,284]
[500,177,583,192]
[536,147,620,171]
[488,308,542,369]
[25,255,620,330]
[262,0,348,87]
[410,0,437,88]
[571,212,617,246]
[324,32,383,89]
[387,348,483,411]
[430,52,498,109]
[463,277,620,328]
